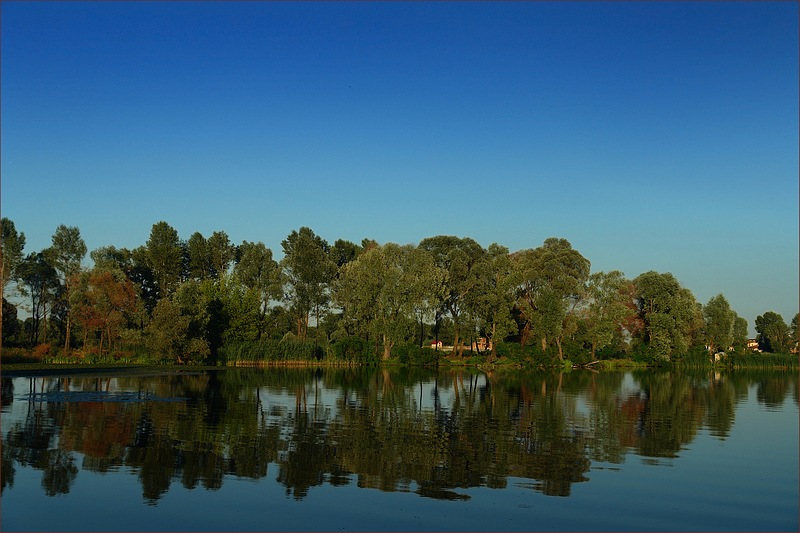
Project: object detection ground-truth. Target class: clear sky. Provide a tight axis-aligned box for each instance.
[2,1,798,333]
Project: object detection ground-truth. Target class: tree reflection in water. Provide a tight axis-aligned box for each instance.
[0,368,795,503]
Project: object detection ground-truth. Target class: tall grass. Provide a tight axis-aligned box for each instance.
[726,352,798,370]
[219,337,380,366]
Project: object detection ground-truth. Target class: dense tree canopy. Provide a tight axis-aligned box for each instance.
[3,217,794,363]
[755,311,790,354]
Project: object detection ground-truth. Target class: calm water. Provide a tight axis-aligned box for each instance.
[1,367,797,532]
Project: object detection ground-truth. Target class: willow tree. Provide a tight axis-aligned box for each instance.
[418,236,486,355]
[465,243,516,359]
[334,243,446,360]
[582,270,632,359]
[513,238,590,360]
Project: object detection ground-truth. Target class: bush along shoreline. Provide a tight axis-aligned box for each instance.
[2,340,796,372]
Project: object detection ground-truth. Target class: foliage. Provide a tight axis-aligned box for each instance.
[755,311,791,353]
[393,343,440,366]
[72,268,138,353]
[9,219,788,370]
[419,235,486,356]
[703,294,736,353]
[632,271,698,362]
[1,217,26,297]
[512,238,590,360]
[281,227,336,340]
[17,252,61,346]
[146,221,183,299]
[218,339,325,364]
[330,336,380,364]
[334,243,446,360]
[726,351,798,369]
[581,270,632,358]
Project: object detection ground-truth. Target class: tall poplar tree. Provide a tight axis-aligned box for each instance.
[146,221,183,300]
[46,225,87,356]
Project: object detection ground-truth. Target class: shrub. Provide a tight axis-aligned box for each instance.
[393,343,440,366]
[331,336,379,365]
[32,343,54,358]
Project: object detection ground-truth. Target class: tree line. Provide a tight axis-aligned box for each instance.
[1,218,797,364]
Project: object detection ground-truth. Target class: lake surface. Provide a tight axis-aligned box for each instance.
[1,367,797,532]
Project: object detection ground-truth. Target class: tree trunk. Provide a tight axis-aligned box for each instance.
[489,322,498,360]
[382,334,392,360]
[63,314,72,357]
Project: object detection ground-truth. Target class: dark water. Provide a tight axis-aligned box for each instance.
[1,367,797,532]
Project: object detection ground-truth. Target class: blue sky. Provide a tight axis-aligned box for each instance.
[2,1,798,332]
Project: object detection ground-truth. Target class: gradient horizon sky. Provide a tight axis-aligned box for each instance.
[2,2,798,332]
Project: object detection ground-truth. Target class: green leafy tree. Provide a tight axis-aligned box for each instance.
[18,252,61,346]
[145,296,209,364]
[755,311,790,353]
[1,218,26,345]
[233,241,283,340]
[582,270,632,359]
[207,231,235,279]
[335,243,446,359]
[186,232,211,280]
[465,243,516,359]
[407,246,449,349]
[632,271,698,361]
[145,298,191,362]
[790,313,799,353]
[512,238,590,360]
[146,221,183,299]
[330,239,361,269]
[281,227,336,341]
[418,236,487,355]
[46,225,87,356]
[703,294,735,354]
[2,298,21,345]
[92,245,157,315]
[731,315,749,351]
[1,218,26,300]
